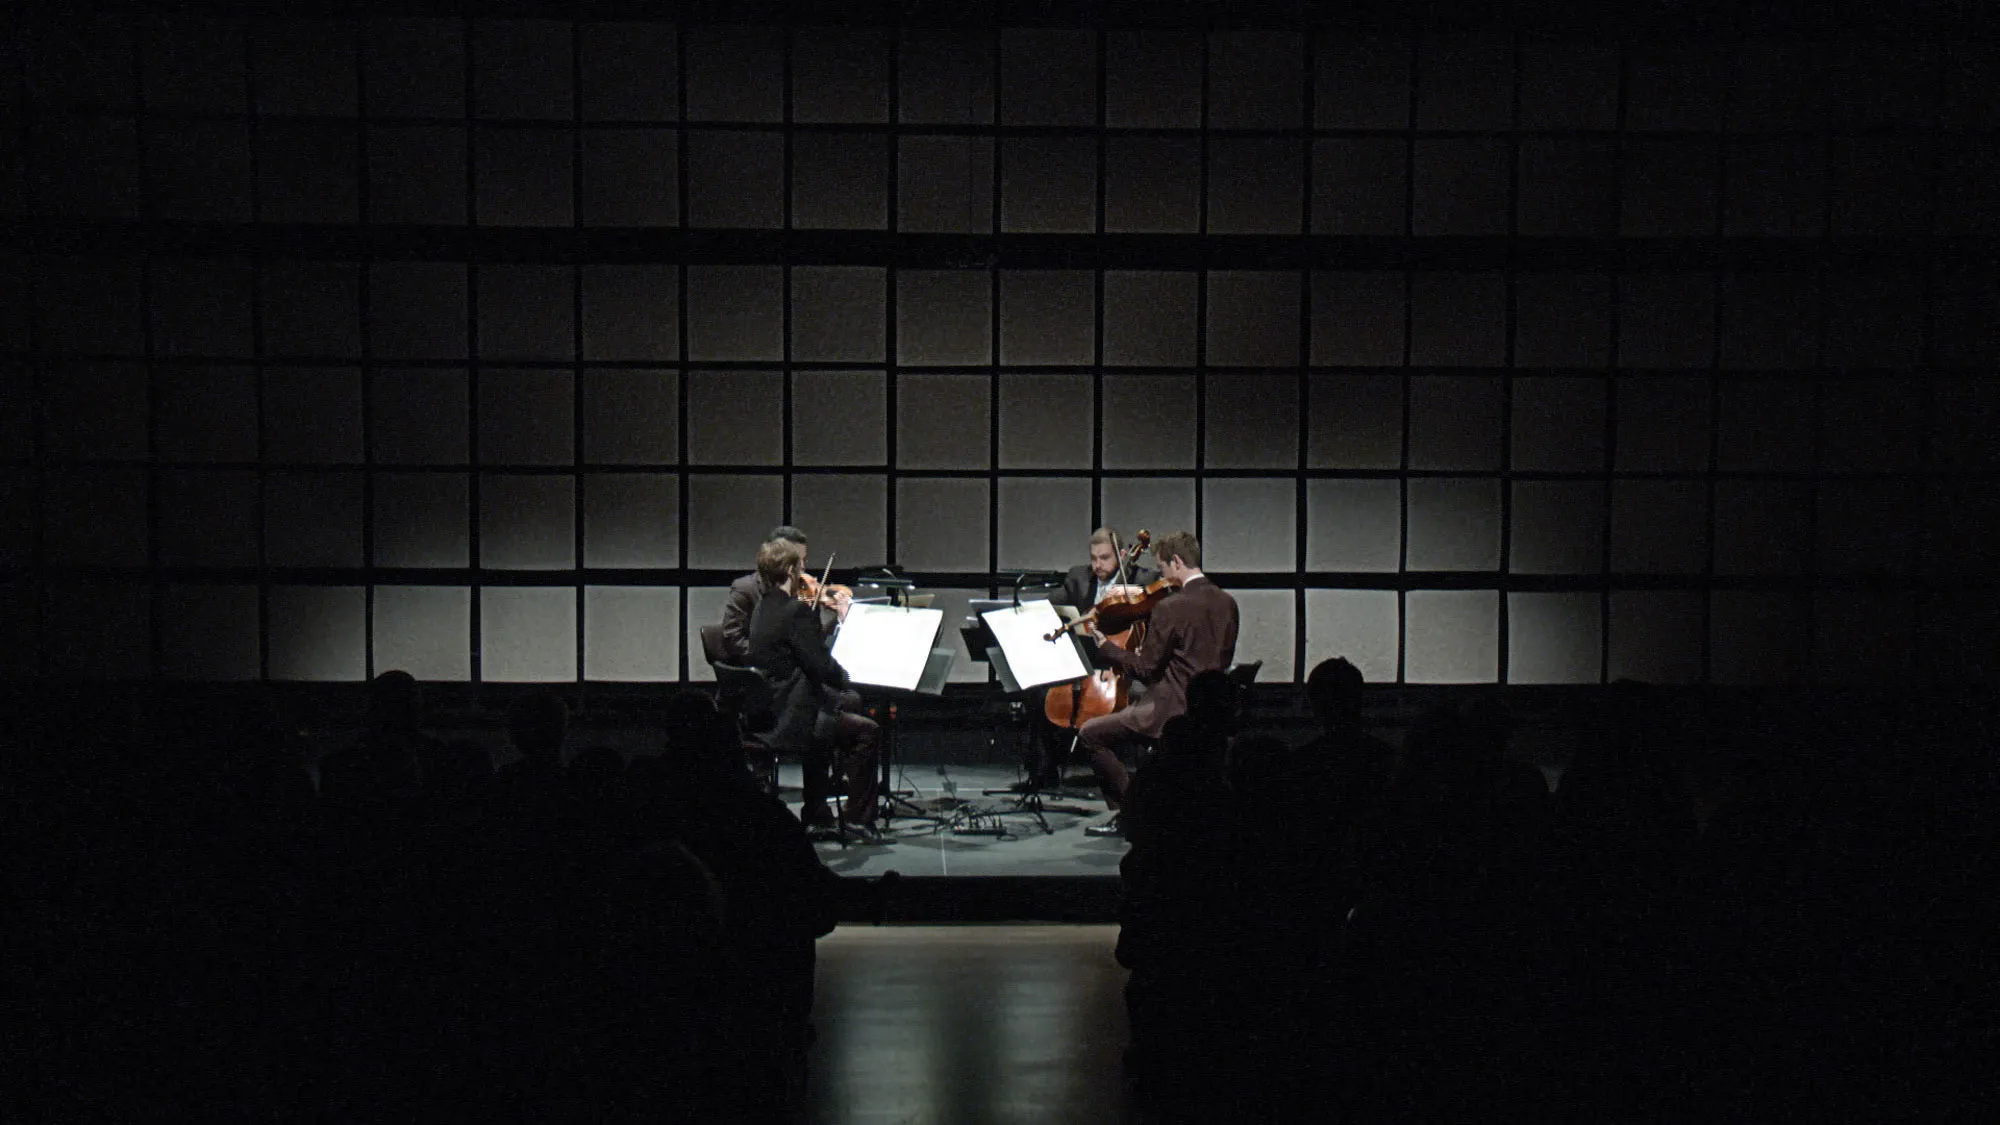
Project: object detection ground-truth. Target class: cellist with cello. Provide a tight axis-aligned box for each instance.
[1024,529,1160,787]
[1061,531,1238,838]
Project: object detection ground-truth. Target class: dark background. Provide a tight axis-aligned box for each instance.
[4,0,1996,689]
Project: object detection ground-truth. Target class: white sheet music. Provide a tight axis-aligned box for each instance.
[831,604,946,691]
[981,601,1091,690]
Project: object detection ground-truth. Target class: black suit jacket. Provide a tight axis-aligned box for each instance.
[747,594,850,752]
[1054,563,1161,610]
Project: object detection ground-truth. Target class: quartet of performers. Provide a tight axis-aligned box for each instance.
[716,525,1239,839]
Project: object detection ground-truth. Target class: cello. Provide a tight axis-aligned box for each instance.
[1041,530,1165,734]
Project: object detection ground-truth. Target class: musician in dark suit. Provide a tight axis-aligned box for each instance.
[1081,531,1238,836]
[1051,527,1159,615]
[746,537,879,830]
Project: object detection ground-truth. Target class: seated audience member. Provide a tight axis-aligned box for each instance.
[653,691,845,1118]
[1116,671,1249,1117]
[317,670,441,804]
[491,690,570,807]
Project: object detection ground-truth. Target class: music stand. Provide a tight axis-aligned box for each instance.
[831,602,949,829]
[956,601,1101,834]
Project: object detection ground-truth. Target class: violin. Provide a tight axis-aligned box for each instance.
[1063,579,1173,638]
[1043,531,1171,642]
[796,557,852,613]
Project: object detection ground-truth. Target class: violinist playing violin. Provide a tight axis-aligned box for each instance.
[1079,531,1238,837]
[721,526,866,828]
[719,525,844,664]
[746,537,881,832]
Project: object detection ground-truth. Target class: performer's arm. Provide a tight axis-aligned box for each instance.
[790,601,851,690]
[1095,617,1175,684]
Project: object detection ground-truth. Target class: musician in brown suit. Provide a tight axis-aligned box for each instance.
[1080,531,1239,837]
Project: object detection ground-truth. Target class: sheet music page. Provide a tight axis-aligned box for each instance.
[981,601,1091,690]
[830,604,945,691]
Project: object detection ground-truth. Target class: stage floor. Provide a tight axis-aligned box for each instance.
[780,762,1131,879]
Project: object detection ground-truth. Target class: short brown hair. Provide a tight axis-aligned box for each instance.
[756,538,805,587]
[1089,527,1123,551]
[1152,531,1201,570]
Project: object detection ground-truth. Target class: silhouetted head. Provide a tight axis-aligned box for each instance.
[427,738,493,799]
[369,670,422,733]
[1226,732,1290,794]
[1185,668,1240,733]
[660,690,750,797]
[1305,657,1365,729]
[1462,694,1515,758]
[1393,704,1477,798]
[663,689,743,766]
[567,745,626,799]
[506,690,568,765]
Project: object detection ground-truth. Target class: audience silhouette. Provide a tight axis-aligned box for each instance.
[11,665,1996,1121]
[11,676,872,1122]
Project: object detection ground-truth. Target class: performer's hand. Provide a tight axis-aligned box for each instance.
[1087,625,1106,644]
[1104,584,1142,598]
[830,589,852,619]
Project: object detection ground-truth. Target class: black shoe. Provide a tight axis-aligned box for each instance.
[1084,814,1124,838]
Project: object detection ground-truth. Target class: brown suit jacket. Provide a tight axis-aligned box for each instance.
[718,573,765,665]
[1096,575,1238,740]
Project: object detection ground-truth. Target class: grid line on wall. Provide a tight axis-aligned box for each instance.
[1294,27,1316,683]
[462,15,482,686]
[1603,36,1632,685]
[357,16,377,680]
[1913,40,1947,681]
[674,19,692,683]
[570,17,587,695]
[780,16,796,526]
[1496,31,1521,686]
[136,29,162,683]
[884,19,902,568]
[245,22,268,682]
[1091,22,1108,535]
[985,17,1002,587]
[1699,47,1732,684]
[18,13,45,678]
[1395,34,1420,685]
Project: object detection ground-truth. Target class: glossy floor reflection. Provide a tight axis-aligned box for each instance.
[808,925,1130,1125]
